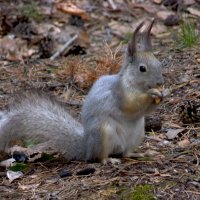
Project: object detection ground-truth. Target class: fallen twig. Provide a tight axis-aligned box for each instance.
[185,190,200,195]
[108,0,117,10]
[50,34,78,60]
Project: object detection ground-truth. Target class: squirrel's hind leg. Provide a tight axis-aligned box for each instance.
[97,120,125,165]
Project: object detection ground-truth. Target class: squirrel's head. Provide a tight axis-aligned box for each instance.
[122,20,164,92]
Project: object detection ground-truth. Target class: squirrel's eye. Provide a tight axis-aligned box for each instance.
[139,65,147,72]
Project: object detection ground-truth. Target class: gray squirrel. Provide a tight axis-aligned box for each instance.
[0,20,164,164]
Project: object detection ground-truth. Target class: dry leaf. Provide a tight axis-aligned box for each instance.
[187,7,200,17]
[156,11,174,21]
[56,2,90,20]
[178,138,190,148]
[77,31,90,48]
[165,128,185,139]
[7,170,23,183]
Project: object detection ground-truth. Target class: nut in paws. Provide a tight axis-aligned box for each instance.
[148,88,163,104]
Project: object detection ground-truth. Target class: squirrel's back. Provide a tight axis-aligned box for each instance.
[82,74,119,121]
[0,91,85,161]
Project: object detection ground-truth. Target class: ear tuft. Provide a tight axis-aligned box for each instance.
[127,21,144,58]
[140,19,155,51]
[127,19,155,58]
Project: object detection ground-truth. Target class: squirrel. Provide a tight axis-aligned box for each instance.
[0,20,164,164]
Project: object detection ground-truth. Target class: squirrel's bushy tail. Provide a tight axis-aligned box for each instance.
[0,111,7,128]
[0,91,85,161]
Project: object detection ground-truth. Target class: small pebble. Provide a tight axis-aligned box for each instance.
[59,169,72,178]
[164,15,180,26]
[76,167,95,176]
[13,151,27,163]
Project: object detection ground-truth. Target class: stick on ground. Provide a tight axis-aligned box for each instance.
[50,34,78,60]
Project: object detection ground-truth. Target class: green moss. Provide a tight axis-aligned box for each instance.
[178,19,199,48]
[117,184,156,200]
[131,184,156,200]
[35,153,54,162]
[19,2,43,22]
[9,163,29,172]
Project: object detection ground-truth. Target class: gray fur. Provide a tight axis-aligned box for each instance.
[0,21,164,162]
[82,20,164,161]
[0,92,85,161]
[82,76,146,160]
[82,55,163,160]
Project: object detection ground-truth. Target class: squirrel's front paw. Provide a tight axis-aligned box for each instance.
[147,88,163,104]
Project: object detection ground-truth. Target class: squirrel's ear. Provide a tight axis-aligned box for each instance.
[140,19,155,52]
[127,21,144,58]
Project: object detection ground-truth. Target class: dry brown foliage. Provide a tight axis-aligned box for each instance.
[56,43,122,88]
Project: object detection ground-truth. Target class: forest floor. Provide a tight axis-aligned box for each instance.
[0,0,200,199]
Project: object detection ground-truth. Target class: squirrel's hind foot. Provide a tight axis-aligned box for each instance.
[101,158,121,165]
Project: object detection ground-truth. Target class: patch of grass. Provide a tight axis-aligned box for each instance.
[19,2,43,22]
[35,153,54,162]
[131,184,156,200]
[117,184,156,200]
[178,19,199,48]
[9,163,29,172]
[146,130,157,136]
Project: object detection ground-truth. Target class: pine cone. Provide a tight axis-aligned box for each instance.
[178,100,200,124]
